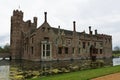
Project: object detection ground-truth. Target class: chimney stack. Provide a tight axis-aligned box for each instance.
[44,12,47,22]
[33,17,37,27]
[73,21,76,32]
[58,25,60,29]
[89,26,92,35]
[58,25,60,35]
[95,29,97,35]
[89,26,91,34]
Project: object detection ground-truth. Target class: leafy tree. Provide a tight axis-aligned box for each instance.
[0,47,3,53]
[0,43,10,53]
[113,46,120,54]
[3,43,10,53]
[114,46,120,51]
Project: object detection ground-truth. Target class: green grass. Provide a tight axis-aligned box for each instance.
[28,65,120,80]
[113,53,120,57]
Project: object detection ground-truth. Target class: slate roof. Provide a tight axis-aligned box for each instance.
[51,27,91,37]
[51,27,109,39]
[51,27,73,35]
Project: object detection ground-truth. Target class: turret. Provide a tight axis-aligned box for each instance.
[10,9,23,59]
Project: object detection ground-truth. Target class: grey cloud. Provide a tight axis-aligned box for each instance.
[0,35,9,43]
[0,34,10,47]
[0,0,120,48]
[77,0,120,20]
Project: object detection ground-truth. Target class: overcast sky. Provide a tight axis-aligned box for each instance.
[0,0,120,49]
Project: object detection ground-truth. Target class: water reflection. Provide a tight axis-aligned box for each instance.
[0,60,9,80]
[10,60,85,70]
[9,60,93,79]
[0,59,110,80]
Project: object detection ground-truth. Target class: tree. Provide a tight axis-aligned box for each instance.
[114,46,120,51]
[113,46,120,54]
[0,43,10,53]
[3,43,10,53]
[0,47,3,53]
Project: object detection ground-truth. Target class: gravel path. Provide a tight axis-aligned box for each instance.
[91,73,120,80]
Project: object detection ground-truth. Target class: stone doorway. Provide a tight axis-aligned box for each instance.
[90,45,96,61]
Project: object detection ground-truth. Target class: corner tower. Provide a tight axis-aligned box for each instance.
[10,10,23,59]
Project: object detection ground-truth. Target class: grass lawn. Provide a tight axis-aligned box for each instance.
[28,65,120,80]
[113,53,120,57]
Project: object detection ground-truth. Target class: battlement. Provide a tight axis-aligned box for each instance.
[11,10,37,30]
[13,10,23,17]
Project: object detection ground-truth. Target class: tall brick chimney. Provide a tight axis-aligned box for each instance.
[44,12,47,22]
[58,25,61,35]
[89,26,92,35]
[33,17,37,28]
[73,21,76,32]
[89,26,91,34]
[95,29,97,35]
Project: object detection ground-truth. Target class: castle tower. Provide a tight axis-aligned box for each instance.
[10,10,23,59]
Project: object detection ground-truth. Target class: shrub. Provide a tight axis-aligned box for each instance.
[69,65,79,71]
[96,60,104,67]
[11,75,25,80]
[81,63,91,70]
[90,60,105,68]
[32,71,40,76]
[51,69,62,74]
[61,68,70,73]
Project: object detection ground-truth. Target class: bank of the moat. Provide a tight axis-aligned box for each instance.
[0,58,112,80]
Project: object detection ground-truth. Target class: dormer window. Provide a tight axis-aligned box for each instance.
[48,28,50,32]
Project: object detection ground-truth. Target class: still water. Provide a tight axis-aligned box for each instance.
[0,60,85,80]
[0,59,112,80]
[0,60,10,80]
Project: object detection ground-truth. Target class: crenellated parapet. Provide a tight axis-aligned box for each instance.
[11,10,23,22]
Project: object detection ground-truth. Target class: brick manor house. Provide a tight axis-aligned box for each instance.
[10,10,112,61]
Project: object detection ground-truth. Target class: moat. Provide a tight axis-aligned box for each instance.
[0,59,112,80]
[0,59,90,80]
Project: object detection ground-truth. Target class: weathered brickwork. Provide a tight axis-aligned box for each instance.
[10,10,112,61]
